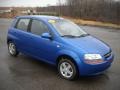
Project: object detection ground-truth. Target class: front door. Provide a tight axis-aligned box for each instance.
[28,19,59,64]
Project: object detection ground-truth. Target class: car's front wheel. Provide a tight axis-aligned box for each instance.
[8,42,19,56]
[58,57,78,80]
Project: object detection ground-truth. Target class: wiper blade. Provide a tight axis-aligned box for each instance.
[61,35,76,38]
[78,34,90,37]
[61,34,90,38]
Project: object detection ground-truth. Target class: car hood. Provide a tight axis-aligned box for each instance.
[63,36,110,56]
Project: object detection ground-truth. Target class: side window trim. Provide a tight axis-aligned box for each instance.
[14,18,20,28]
[27,19,32,32]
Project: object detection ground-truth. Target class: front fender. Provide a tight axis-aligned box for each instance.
[55,49,81,70]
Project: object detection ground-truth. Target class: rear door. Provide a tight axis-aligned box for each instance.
[13,18,32,54]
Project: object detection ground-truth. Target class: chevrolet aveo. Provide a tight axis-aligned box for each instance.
[7,15,114,80]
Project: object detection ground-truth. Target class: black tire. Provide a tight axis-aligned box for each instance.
[58,57,78,80]
[8,41,19,57]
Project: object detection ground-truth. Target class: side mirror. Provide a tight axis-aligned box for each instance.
[41,33,52,39]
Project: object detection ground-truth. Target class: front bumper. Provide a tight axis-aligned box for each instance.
[79,53,114,76]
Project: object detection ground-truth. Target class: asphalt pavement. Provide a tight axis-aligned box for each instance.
[0,18,120,90]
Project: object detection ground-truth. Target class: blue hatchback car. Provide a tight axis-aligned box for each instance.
[7,15,114,80]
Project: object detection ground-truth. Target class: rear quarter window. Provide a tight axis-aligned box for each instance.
[15,18,30,31]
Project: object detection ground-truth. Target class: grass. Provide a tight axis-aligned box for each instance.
[63,16,120,29]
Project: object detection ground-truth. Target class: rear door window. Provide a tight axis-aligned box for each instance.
[16,18,30,31]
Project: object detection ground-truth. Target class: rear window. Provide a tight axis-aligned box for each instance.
[16,18,30,31]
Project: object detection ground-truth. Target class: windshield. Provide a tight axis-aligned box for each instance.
[49,19,87,37]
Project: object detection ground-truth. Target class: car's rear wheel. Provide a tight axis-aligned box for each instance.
[8,42,19,56]
[58,57,78,80]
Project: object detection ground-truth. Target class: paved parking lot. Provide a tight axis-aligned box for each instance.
[0,18,120,90]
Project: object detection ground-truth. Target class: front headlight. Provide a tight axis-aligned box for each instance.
[84,54,103,64]
[84,54,102,60]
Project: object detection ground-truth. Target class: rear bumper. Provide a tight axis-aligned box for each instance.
[79,54,114,76]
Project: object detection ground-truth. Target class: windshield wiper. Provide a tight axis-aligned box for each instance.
[78,34,90,37]
[61,34,90,38]
[61,35,77,38]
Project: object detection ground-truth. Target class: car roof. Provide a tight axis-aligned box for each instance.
[16,15,63,21]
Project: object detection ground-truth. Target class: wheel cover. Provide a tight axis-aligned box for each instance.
[60,62,73,78]
[9,43,16,55]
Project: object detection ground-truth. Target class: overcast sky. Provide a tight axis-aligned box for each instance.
[0,0,60,7]
[0,0,119,7]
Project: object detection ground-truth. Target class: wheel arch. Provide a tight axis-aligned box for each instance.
[56,52,81,75]
[7,38,13,44]
[57,55,76,65]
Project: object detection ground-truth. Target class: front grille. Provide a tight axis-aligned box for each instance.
[104,51,111,59]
